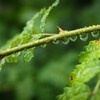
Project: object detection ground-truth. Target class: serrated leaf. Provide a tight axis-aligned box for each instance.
[67,60,100,87]
[11,38,21,47]
[78,40,100,63]
[40,0,59,32]
[20,34,32,44]
[57,83,90,100]
[23,8,45,34]
[70,92,90,100]
[5,52,21,63]
[57,40,100,100]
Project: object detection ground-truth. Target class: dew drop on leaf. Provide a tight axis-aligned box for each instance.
[91,31,99,38]
[79,33,88,41]
[41,44,47,48]
[70,36,77,42]
[62,38,70,45]
[53,38,59,44]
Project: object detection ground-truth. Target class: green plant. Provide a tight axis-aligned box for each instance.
[0,0,100,100]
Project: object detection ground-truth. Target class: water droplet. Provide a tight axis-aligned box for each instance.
[80,33,88,41]
[62,38,70,45]
[91,31,99,38]
[70,36,77,42]
[53,38,59,44]
[41,44,47,48]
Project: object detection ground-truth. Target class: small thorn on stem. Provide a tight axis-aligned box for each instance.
[57,26,64,33]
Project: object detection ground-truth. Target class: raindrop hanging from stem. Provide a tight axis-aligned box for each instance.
[53,38,59,44]
[91,31,99,38]
[70,36,77,42]
[41,44,47,48]
[62,38,70,45]
[79,33,88,41]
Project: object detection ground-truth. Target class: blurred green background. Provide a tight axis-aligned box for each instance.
[0,0,100,100]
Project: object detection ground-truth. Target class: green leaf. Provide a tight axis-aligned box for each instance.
[11,38,21,47]
[40,0,59,32]
[20,34,32,44]
[5,52,21,63]
[70,92,90,100]
[57,83,90,100]
[78,40,100,63]
[57,40,100,100]
[29,34,44,42]
[23,8,46,34]
[68,60,100,85]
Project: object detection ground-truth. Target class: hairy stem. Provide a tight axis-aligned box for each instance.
[0,25,100,56]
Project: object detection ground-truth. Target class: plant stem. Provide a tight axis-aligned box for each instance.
[32,33,57,36]
[0,25,100,56]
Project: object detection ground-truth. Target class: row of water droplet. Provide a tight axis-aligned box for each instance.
[41,31,100,47]
[53,31,100,45]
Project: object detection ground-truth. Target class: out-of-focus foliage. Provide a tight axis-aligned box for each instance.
[0,51,78,100]
[0,0,100,100]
